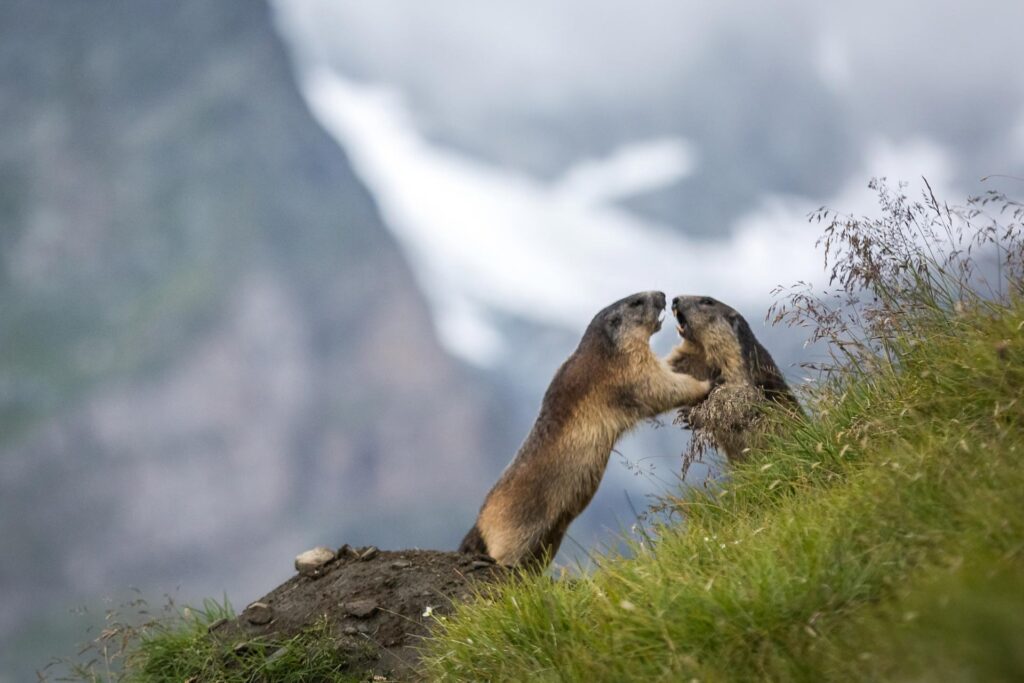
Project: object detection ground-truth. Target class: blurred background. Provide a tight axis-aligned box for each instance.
[2,0,1023,678]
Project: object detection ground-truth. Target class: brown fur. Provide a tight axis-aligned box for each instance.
[459,291,711,568]
[667,295,801,463]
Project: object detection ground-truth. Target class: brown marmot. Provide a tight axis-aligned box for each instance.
[667,295,801,463]
[459,291,712,568]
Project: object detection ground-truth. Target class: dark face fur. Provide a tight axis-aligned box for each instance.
[589,290,667,350]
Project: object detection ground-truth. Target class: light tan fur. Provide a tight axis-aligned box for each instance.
[460,291,711,568]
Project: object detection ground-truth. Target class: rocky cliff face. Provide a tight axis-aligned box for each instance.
[0,1,514,676]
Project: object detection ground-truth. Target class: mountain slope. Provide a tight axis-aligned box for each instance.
[428,300,1024,679]
[0,1,514,678]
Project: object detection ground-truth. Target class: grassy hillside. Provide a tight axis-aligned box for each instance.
[422,184,1024,682]
[424,300,1023,681]
[53,183,1023,681]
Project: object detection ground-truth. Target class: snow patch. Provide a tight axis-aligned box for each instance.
[300,67,952,366]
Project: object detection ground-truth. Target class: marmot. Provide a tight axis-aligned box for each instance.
[667,295,801,463]
[460,291,712,568]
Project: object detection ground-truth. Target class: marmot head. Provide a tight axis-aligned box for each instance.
[672,295,748,352]
[584,290,667,354]
[672,294,799,408]
[671,295,750,382]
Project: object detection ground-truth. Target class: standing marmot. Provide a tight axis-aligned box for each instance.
[460,291,712,568]
[667,295,801,463]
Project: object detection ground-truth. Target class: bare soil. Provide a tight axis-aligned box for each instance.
[210,546,505,681]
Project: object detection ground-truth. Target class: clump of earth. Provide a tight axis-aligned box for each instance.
[211,545,506,680]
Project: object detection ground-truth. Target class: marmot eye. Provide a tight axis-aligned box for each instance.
[699,297,715,306]
[629,299,644,308]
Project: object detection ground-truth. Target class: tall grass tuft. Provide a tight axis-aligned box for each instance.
[770,178,1023,375]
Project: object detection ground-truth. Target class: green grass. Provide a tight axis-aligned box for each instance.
[55,598,364,683]
[421,297,1024,682]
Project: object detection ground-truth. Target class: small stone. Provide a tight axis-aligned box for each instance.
[360,546,379,561]
[343,599,379,618]
[265,647,287,665]
[470,560,494,571]
[342,626,358,635]
[337,543,359,559]
[295,546,336,577]
[243,602,273,625]
[390,560,412,569]
[233,641,258,655]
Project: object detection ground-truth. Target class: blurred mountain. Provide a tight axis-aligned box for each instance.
[0,0,518,677]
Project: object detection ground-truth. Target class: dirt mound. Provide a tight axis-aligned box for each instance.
[211,545,505,680]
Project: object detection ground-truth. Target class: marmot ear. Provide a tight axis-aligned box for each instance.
[608,314,623,329]
[727,312,740,332]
